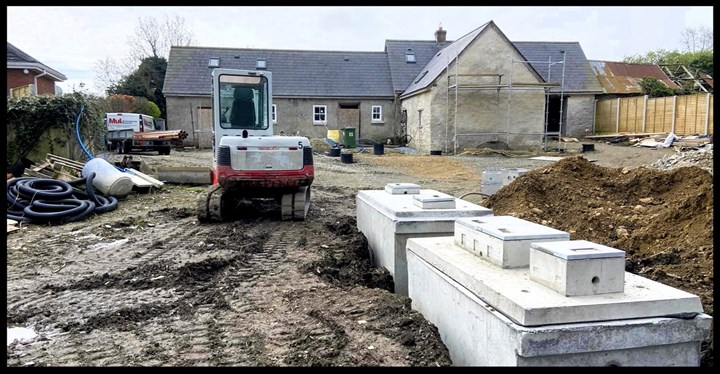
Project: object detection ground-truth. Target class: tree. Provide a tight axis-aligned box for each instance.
[107,94,137,113]
[108,56,168,119]
[92,56,135,94]
[128,15,195,60]
[622,50,713,76]
[638,77,676,98]
[94,14,194,98]
[680,26,713,53]
[135,97,162,119]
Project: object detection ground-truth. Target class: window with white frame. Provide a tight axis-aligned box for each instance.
[371,105,383,123]
[272,104,277,123]
[313,105,327,125]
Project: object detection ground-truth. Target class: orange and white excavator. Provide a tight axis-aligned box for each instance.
[196,69,314,222]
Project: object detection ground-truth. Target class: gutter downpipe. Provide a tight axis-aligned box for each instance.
[33,69,48,95]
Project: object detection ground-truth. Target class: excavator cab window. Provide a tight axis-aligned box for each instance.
[218,74,269,130]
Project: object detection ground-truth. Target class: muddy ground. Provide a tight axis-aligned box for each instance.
[6,140,713,366]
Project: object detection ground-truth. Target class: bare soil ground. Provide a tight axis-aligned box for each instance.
[6,140,713,366]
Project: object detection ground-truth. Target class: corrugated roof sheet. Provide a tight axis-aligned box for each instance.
[699,72,714,89]
[163,47,394,98]
[588,60,679,94]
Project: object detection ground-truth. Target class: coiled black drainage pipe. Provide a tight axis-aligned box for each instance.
[7,172,118,224]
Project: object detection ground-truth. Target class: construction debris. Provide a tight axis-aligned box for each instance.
[649,147,713,175]
[7,218,20,233]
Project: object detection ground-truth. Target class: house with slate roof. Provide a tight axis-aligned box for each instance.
[163,21,602,151]
[7,42,67,97]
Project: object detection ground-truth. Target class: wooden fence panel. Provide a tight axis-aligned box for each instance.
[595,94,713,135]
[708,95,714,135]
[675,95,689,135]
[594,99,616,133]
[645,96,672,134]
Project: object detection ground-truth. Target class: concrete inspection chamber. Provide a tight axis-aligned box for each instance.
[356,183,493,295]
[406,216,712,366]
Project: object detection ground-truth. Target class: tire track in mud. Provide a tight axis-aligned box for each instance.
[166,225,296,366]
[7,211,295,366]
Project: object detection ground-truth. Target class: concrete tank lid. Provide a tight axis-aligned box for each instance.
[455,216,569,241]
[531,240,625,260]
[358,189,492,219]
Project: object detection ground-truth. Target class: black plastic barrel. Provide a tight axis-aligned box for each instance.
[373,143,384,155]
[340,153,353,164]
[581,143,595,152]
[329,148,341,157]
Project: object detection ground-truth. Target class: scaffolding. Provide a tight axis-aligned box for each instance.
[446,50,566,154]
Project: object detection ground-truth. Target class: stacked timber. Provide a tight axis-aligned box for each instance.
[134,130,188,141]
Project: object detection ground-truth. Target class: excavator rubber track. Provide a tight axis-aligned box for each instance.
[280,186,311,221]
[197,185,311,222]
[196,184,225,223]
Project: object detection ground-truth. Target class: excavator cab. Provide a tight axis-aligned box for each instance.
[197,69,314,222]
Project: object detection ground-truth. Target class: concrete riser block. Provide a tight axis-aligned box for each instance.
[530,249,625,296]
[455,224,566,269]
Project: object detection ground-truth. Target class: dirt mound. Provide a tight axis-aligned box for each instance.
[486,155,713,315]
[300,217,395,291]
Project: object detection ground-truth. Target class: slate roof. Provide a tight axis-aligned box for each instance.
[514,41,603,94]
[588,60,679,94]
[400,22,491,99]
[163,47,394,98]
[7,42,67,81]
[163,22,601,99]
[385,40,446,93]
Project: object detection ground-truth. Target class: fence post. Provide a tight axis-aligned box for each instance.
[671,96,677,134]
[641,95,648,133]
[704,93,711,135]
[592,99,597,134]
[616,98,621,133]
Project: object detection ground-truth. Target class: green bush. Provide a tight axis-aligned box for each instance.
[638,77,675,98]
[6,93,108,170]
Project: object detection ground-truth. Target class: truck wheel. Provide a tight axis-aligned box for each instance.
[159,146,171,155]
[124,140,133,154]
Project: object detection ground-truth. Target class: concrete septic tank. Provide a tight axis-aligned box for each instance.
[356,184,493,295]
[530,240,626,296]
[406,236,712,366]
[454,216,570,268]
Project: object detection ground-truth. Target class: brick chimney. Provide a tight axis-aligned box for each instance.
[435,24,447,44]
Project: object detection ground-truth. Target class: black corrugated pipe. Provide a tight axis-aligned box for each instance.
[7,172,118,224]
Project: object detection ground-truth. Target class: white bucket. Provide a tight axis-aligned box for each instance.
[82,158,134,197]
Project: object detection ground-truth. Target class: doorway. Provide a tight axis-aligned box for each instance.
[338,102,360,139]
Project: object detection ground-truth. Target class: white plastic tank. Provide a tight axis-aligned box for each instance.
[82,158,134,197]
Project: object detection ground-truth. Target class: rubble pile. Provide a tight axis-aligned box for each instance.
[649,147,713,175]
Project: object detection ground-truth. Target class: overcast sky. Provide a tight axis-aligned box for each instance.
[6,6,714,95]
